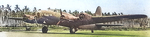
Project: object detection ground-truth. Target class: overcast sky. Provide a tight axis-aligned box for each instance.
[0,0,150,17]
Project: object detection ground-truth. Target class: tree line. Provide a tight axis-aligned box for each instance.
[0,4,125,17]
[0,4,148,28]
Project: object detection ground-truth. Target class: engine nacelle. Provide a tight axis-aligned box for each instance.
[78,24,102,30]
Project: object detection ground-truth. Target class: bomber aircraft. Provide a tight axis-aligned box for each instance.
[8,6,147,34]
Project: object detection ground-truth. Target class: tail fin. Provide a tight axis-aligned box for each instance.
[94,6,102,16]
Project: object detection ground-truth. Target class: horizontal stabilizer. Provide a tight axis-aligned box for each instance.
[8,17,23,20]
[92,14,147,23]
[95,23,123,26]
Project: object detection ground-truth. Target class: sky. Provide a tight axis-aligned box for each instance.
[0,0,150,17]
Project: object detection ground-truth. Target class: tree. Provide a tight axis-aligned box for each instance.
[68,10,71,14]
[104,12,107,16]
[85,10,93,16]
[14,5,23,17]
[120,12,123,15]
[15,5,21,12]
[68,10,74,15]
[32,7,37,15]
[33,7,37,12]
[6,4,11,11]
[112,12,114,15]
[0,8,2,14]
[11,10,16,17]
[0,6,1,8]
[54,10,57,12]
[118,13,120,15]
[54,8,58,12]
[63,10,67,12]
[113,12,117,15]
[72,10,79,16]
[23,6,29,13]
[134,18,148,29]
[102,13,104,16]
[48,7,50,10]
[107,12,110,16]
[1,5,4,9]
[38,9,41,11]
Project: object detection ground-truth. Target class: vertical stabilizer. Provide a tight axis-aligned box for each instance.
[94,6,102,16]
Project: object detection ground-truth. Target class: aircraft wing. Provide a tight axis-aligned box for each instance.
[92,14,147,23]
[95,23,123,26]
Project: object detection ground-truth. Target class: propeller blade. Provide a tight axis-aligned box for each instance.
[60,9,62,16]
[57,9,63,27]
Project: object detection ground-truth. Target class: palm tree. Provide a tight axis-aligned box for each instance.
[63,10,67,12]
[72,10,79,16]
[32,7,37,15]
[11,10,15,17]
[6,4,12,17]
[33,7,37,12]
[85,10,93,16]
[54,8,58,12]
[1,5,4,10]
[23,6,30,14]
[104,12,107,16]
[120,12,123,15]
[0,6,1,8]
[54,10,57,12]
[68,10,71,14]
[114,12,117,15]
[102,13,104,16]
[0,9,2,14]
[107,12,110,16]
[112,12,114,15]
[118,13,120,15]
[24,6,29,12]
[15,5,21,12]
[6,4,11,11]
[68,10,75,15]
[38,9,41,11]
[48,7,50,10]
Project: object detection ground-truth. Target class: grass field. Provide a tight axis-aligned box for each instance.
[0,27,150,37]
[3,30,149,37]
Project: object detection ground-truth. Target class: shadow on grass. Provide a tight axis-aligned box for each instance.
[24,31,137,36]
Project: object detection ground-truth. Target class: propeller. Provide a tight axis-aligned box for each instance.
[56,9,63,26]
[60,9,63,16]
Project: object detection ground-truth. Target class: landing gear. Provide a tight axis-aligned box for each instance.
[91,30,94,33]
[42,26,48,33]
[26,27,31,31]
[69,27,77,34]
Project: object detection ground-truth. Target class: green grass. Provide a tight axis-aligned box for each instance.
[16,30,148,37]
[1,27,150,37]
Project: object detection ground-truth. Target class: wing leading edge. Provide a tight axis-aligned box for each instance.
[92,14,147,23]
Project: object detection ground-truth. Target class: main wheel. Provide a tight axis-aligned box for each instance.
[91,30,94,33]
[26,27,31,31]
[69,27,75,34]
[42,26,48,33]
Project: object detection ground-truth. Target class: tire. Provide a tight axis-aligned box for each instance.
[69,27,75,34]
[42,26,48,33]
[26,27,31,31]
